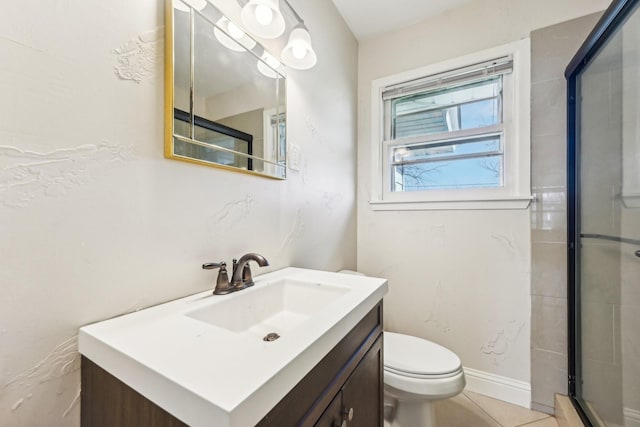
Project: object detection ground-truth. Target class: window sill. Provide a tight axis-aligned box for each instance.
[369,196,532,211]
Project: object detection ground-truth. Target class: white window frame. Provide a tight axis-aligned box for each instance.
[369,39,532,210]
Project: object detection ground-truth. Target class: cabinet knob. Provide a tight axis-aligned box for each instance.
[344,407,354,421]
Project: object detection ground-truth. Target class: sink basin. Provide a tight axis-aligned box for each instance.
[78,267,387,427]
[186,279,349,340]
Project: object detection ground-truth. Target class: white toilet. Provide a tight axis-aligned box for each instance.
[384,331,465,427]
[338,270,465,427]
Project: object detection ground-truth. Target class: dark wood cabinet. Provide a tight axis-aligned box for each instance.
[81,357,187,427]
[82,302,383,427]
[313,336,383,427]
[314,391,344,427]
[340,337,383,427]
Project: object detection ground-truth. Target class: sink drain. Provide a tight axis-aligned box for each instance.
[263,332,280,342]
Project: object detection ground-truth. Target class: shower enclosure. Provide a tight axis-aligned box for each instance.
[566,0,640,426]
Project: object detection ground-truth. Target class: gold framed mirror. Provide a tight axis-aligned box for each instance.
[165,0,287,179]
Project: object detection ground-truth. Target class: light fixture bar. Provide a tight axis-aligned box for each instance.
[280,0,303,24]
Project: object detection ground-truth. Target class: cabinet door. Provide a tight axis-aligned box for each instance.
[341,336,383,427]
[314,391,344,427]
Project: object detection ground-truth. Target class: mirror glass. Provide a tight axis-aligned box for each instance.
[166,0,287,179]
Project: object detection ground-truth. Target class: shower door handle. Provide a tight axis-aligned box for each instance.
[581,235,640,258]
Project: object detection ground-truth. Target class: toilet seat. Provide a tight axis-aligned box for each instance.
[384,332,461,376]
[383,332,465,400]
[384,365,462,379]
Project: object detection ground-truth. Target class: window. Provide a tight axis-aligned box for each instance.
[370,40,531,210]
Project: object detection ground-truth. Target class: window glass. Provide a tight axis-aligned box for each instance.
[391,76,502,139]
[391,136,503,191]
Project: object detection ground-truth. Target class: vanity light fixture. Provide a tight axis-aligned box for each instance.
[236,0,319,70]
[174,0,207,12]
[240,0,286,39]
[278,0,318,70]
[257,50,283,78]
[281,23,317,70]
[214,17,257,52]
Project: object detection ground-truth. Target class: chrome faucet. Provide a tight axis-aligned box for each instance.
[202,253,269,295]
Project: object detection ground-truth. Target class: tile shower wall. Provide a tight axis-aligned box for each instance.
[579,42,624,424]
[620,14,640,423]
[0,1,358,426]
[578,13,640,425]
[530,13,603,414]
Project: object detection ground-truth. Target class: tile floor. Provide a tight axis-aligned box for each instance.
[433,391,557,427]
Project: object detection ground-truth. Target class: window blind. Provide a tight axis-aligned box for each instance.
[382,56,513,101]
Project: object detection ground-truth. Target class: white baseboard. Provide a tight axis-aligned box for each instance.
[463,367,531,409]
[625,407,640,427]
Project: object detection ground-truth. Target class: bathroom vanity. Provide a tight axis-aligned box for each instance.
[257,303,382,427]
[79,268,387,426]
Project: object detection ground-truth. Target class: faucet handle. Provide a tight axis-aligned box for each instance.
[202,262,234,295]
[202,262,224,270]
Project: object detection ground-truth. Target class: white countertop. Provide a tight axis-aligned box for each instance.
[78,267,387,426]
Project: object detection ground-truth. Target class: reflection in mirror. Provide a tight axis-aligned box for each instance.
[166,0,287,179]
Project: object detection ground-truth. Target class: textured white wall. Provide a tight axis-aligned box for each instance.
[0,0,357,425]
[357,0,610,395]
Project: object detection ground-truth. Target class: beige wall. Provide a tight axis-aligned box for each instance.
[357,0,609,406]
[0,0,357,425]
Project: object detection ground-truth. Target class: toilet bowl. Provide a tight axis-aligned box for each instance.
[384,332,465,427]
[337,270,465,427]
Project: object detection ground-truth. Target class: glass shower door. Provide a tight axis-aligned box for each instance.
[567,0,640,425]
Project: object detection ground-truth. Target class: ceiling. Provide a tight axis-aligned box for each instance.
[331,0,474,40]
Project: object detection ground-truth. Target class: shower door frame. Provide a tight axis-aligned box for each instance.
[565,0,639,425]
